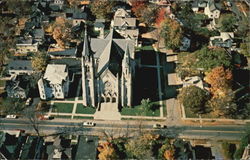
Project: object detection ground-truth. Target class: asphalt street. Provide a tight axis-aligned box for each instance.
[0,118,247,141]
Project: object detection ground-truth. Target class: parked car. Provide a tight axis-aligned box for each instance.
[6,115,17,119]
[25,98,33,106]
[83,121,96,127]
[153,124,166,129]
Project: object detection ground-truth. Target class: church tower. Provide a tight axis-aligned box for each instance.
[121,44,132,106]
[81,28,96,107]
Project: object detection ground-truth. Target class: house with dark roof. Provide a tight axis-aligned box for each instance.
[0,132,26,160]
[191,0,207,12]
[6,75,30,99]
[74,136,98,160]
[19,136,44,160]
[46,136,72,159]
[8,60,34,76]
[48,44,77,58]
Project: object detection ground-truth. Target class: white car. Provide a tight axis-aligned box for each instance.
[153,124,166,129]
[6,115,17,119]
[83,121,96,127]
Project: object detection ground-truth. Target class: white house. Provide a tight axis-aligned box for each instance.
[209,32,234,48]
[183,76,204,89]
[38,64,69,100]
[8,60,34,76]
[16,37,39,54]
[204,0,220,19]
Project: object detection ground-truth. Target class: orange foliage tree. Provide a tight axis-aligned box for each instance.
[204,66,233,97]
[97,142,119,160]
[130,0,147,18]
[156,8,166,26]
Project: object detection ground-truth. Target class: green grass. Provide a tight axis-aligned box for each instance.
[121,118,164,121]
[121,103,160,117]
[64,97,76,101]
[184,106,218,118]
[141,45,154,51]
[76,104,96,114]
[163,105,167,117]
[52,103,74,113]
[73,116,94,119]
[184,106,199,118]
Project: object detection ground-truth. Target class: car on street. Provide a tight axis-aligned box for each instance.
[153,124,167,129]
[6,115,17,119]
[83,121,96,127]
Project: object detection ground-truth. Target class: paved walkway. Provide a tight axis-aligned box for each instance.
[71,80,82,119]
[94,103,121,120]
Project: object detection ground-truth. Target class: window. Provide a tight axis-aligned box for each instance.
[112,97,116,103]
[106,97,110,102]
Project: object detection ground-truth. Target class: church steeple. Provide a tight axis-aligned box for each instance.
[81,25,96,107]
[122,43,130,72]
[82,25,92,59]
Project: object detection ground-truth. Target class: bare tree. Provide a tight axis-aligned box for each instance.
[23,107,41,136]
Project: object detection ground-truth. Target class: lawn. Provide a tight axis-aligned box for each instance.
[52,103,74,113]
[140,45,154,51]
[73,116,94,119]
[121,103,160,117]
[184,106,199,118]
[76,104,96,114]
[184,106,218,118]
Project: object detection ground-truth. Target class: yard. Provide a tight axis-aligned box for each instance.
[121,102,160,117]
[184,106,218,118]
[52,103,74,113]
[76,104,96,114]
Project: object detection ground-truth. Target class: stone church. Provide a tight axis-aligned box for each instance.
[81,28,136,110]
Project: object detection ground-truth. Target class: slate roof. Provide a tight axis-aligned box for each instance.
[208,0,220,11]
[87,29,135,75]
[73,12,87,20]
[114,8,131,18]
[74,136,98,160]
[44,64,68,84]
[113,17,136,27]
[31,28,44,39]
[48,48,77,57]
[8,60,33,71]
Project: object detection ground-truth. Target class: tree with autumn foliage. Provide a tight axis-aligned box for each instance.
[49,17,73,48]
[130,0,148,19]
[160,17,183,50]
[31,52,49,72]
[205,66,237,117]
[156,8,166,26]
[125,134,159,159]
[158,139,175,160]
[90,0,116,20]
[204,66,233,97]
[98,142,119,160]
[67,0,80,7]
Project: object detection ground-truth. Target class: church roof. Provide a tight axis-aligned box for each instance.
[88,29,134,76]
